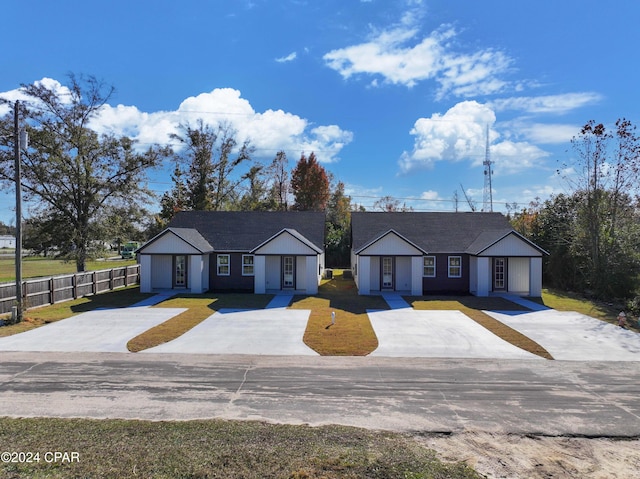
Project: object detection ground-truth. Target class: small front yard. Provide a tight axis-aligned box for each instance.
[292,270,388,355]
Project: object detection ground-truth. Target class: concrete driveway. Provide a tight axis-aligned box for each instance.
[0,307,186,353]
[485,310,640,361]
[143,308,318,355]
[368,309,541,359]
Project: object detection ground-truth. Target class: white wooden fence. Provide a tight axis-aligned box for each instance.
[0,264,140,314]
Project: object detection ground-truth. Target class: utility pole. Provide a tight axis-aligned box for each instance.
[13,101,23,323]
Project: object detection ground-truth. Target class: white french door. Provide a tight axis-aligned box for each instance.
[283,256,295,289]
[174,255,187,288]
[382,257,393,289]
[494,257,505,291]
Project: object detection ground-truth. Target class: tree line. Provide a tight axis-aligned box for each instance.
[511,119,640,302]
[1,75,639,303]
[0,75,355,270]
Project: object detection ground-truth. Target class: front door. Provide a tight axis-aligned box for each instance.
[382,256,393,289]
[494,257,505,291]
[174,255,187,288]
[283,256,295,289]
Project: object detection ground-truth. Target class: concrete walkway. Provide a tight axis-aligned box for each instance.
[381,292,412,309]
[0,306,186,352]
[494,293,550,311]
[485,309,640,361]
[368,309,540,359]
[144,308,318,355]
[266,293,294,309]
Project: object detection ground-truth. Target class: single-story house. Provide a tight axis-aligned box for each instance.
[350,212,547,297]
[138,211,325,294]
[0,236,16,248]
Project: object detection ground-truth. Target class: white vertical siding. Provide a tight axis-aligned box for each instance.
[508,257,530,294]
[411,256,423,295]
[254,255,266,294]
[265,256,280,290]
[359,256,371,295]
[296,256,306,291]
[151,255,172,289]
[253,231,318,255]
[530,257,543,297]
[140,255,152,293]
[475,257,490,297]
[190,255,203,293]
[369,256,380,291]
[396,257,411,291]
[142,233,201,254]
[306,256,319,294]
[358,232,423,256]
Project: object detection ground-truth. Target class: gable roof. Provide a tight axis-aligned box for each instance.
[138,227,214,254]
[251,228,324,254]
[351,212,541,254]
[167,211,325,252]
[354,229,428,255]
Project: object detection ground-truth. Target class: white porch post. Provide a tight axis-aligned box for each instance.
[411,256,423,296]
[140,254,152,293]
[476,257,490,297]
[254,255,266,294]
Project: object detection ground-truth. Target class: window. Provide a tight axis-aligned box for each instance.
[242,255,254,276]
[448,256,462,278]
[217,254,230,276]
[423,256,436,277]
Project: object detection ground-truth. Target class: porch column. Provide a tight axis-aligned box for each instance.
[140,255,152,293]
[411,256,423,296]
[476,257,490,297]
[254,255,266,294]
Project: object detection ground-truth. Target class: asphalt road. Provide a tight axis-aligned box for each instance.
[1,352,639,437]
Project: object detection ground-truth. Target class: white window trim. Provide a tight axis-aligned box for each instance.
[242,254,255,276]
[217,254,230,276]
[448,256,462,278]
[423,256,436,278]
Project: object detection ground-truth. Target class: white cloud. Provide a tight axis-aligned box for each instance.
[323,13,513,98]
[489,92,602,114]
[399,100,549,174]
[514,122,579,145]
[89,87,352,163]
[275,51,297,63]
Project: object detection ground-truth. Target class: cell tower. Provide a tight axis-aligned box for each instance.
[482,125,493,212]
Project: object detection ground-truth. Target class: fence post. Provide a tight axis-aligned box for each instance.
[50,277,55,305]
[124,266,128,287]
[109,268,114,290]
[72,274,78,299]
[92,271,97,295]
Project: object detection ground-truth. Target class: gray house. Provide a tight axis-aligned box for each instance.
[350,212,547,297]
[138,211,325,294]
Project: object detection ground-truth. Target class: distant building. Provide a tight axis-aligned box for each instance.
[0,236,15,249]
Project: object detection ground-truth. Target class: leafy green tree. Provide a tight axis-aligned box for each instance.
[170,120,254,211]
[561,119,640,297]
[325,181,352,266]
[290,152,330,211]
[0,75,169,271]
[237,165,276,211]
[267,150,289,210]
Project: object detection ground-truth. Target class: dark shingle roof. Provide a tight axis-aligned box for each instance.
[167,211,325,251]
[351,212,515,253]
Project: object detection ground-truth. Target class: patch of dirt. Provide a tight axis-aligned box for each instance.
[416,432,640,479]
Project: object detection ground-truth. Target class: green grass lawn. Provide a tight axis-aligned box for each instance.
[0,256,136,282]
[0,418,482,479]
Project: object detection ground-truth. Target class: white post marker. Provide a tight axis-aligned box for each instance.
[331,311,336,325]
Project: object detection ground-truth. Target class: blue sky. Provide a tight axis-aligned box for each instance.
[1,0,638,224]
